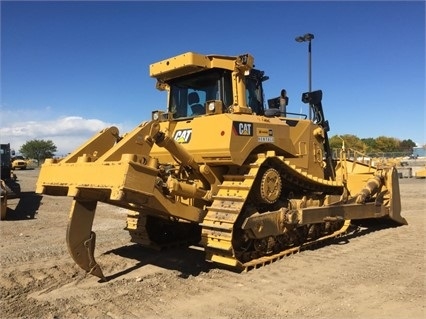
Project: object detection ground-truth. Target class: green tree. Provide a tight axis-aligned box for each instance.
[329,134,366,152]
[361,138,377,153]
[399,139,416,154]
[374,136,400,153]
[19,139,57,164]
[329,134,421,156]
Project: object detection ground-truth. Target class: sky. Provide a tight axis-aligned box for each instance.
[1,0,425,156]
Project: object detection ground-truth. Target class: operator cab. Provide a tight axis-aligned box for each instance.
[168,68,267,119]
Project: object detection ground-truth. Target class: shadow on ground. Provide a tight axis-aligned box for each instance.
[100,218,406,282]
[5,192,43,220]
[103,243,214,281]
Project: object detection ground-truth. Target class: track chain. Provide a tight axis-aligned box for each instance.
[201,152,347,270]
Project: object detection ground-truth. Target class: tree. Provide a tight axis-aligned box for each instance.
[374,136,400,153]
[399,139,416,154]
[330,134,421,156]
[361,138,377,153]
[329,134,366,152]
[19,139,57,164]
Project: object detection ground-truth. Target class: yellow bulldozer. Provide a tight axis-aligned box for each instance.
[36,52,406,281]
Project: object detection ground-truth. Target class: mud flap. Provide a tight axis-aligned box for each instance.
[66,199,106,281]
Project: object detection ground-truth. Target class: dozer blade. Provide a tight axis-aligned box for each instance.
[66,199,106,281]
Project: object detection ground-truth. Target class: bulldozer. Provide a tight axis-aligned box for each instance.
[36,52,406,281]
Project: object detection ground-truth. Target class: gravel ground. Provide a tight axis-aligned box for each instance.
[0,168,424,319]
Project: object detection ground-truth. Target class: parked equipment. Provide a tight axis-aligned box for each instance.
[0,143,21,220]
[11,156,27,170]
[36,52,406,280]
[1,180,7,220]
[415,166,426,179]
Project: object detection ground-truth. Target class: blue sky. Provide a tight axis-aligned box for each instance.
[1,0,425,156]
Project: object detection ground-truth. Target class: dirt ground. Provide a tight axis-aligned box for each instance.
[0,168,424,319]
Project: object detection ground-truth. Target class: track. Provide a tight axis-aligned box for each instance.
[201,152,348,270]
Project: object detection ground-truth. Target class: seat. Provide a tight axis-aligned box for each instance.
[188,92,204,115]
[191,104,205,115]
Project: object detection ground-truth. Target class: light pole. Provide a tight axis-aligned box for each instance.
[295,33,314,120]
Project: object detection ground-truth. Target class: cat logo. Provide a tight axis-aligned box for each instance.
[233,121,253,136]
[173,129,192,143]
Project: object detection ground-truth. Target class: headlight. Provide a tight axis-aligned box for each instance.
[208,102,215,112]
[152,111,160,121]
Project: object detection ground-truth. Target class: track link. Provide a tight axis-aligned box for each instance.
[241,219,352,271]
[200,158,261,267]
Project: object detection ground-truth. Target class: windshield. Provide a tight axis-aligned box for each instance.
[0,145,11,165]
[168,69,232,119]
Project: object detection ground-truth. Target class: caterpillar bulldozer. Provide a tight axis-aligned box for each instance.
[35,52,406,281]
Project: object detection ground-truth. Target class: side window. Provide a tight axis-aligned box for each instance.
[222,72,233,109]
[246,79,261,114]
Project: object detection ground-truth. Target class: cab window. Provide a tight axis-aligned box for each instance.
[168,69,232,119]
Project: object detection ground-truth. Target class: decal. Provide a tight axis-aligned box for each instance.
[258,136,275,143]
[173,129,192,143]
[233,122,253,136]
[257,128,273,136]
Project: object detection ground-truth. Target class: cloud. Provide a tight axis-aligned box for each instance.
[0,115,118,156]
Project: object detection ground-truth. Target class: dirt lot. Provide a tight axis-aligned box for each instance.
[0,168,425,319]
